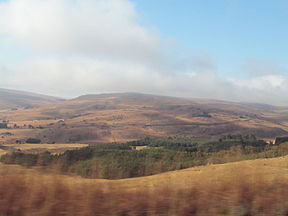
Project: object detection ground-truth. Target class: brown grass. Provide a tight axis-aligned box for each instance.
[2,155,288,215]
[1,93,288,144]
[3,143,88,151]
[1,143,89,155]
[0,149,6,156]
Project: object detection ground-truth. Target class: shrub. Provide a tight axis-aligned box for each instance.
[26,138,41,144]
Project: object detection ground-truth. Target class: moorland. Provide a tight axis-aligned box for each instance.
[1,88,288,216]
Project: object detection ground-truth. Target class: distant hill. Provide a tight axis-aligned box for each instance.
[0,88,64,109]
[0,92,287,144]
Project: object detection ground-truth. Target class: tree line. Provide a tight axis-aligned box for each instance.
[1,135,288,179]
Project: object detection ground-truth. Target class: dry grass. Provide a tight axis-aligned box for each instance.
[1,93,288,144]
[0,149,6,156]
[3,143,88,151]
[1,155,288,215]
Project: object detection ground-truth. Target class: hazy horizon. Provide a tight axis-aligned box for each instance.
[1,0,288,105]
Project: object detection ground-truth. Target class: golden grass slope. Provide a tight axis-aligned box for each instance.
[3,143,88,151]
[2,155,288,215]
[1,143,88,155]
[0,149,6,156]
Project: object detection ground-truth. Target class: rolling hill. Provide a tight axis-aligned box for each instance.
[0,88,64,109]
[0,92,288,144]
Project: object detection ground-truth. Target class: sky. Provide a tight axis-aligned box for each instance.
[0,0,288,105]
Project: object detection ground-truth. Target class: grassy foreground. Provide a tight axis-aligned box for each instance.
[2,155,288,216]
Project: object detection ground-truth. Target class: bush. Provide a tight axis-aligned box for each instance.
[26,138,41,144]
[0,122,7,128]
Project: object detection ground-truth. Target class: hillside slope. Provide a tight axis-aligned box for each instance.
[0,88,64,109]
[0,92,288,143]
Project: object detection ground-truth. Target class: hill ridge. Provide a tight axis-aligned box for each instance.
[0,88,64,109]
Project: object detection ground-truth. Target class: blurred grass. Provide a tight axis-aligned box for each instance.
[2,155,288,215]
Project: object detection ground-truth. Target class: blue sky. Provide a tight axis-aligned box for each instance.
[132,0,288,78]
[0,0,287,104]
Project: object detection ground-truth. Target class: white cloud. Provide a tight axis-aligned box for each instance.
[242,59,288,76]
[2,57,170,96]
[230,75,285,89]
[1,56,287,106]
[0,0,161,63]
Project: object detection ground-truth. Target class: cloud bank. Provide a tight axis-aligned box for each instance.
[0,0,287,105]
